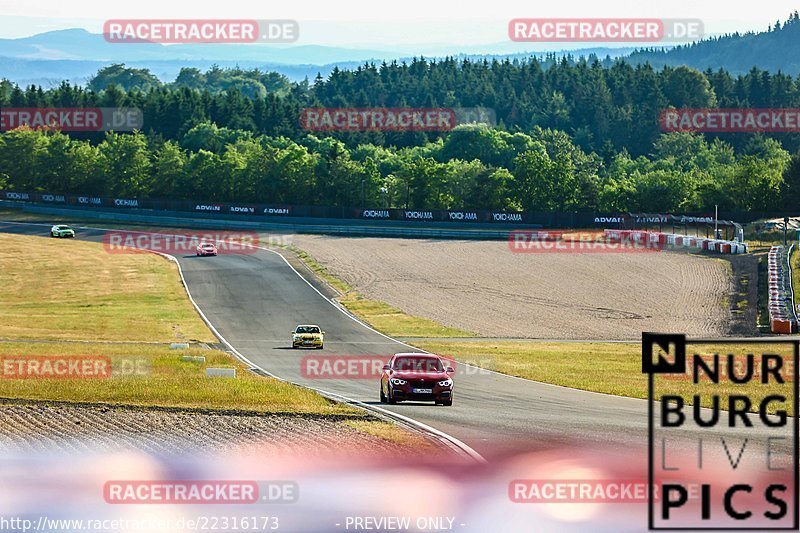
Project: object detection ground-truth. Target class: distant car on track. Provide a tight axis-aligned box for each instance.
[50,224,75,238]
[291,325,324,349]
[196,242,218,256]
[380,353,454,406]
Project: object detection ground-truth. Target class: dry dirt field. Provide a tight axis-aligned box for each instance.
[292,236,731,340]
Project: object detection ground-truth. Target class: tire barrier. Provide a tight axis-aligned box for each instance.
[603,230,747,254]
[768,245,797,334]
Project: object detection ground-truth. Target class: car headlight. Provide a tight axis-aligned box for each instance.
[390,378,407,386]
[292,334,299,339]
[438,379,453,387]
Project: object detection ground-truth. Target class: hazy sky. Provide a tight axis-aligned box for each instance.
[0,0,795,49]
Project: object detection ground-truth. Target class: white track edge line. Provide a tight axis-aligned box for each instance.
[155,251,486,464]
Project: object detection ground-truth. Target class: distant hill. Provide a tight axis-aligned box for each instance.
[628,12,800,75]
[3,14,800,87]
[0,28,392,64]
[0,57,366,87]
[0,28,639,87]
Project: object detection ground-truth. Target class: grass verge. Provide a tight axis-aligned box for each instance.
[415,340,794,414]
[0,233,216,342]
[0,341,356,415]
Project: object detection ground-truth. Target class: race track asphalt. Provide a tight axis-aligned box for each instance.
[1,221,787,461]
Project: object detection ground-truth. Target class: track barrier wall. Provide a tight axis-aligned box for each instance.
[768,245,797,334]
[0,190,752,248]
[604,229,746,255]
[0,189,749,231]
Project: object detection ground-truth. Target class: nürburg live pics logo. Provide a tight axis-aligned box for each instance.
[643,333,798,530]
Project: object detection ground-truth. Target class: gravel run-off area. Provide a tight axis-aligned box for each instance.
[0,401,435,457]
[292,236,732,340]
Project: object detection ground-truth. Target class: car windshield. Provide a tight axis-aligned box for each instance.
[57,226,70,229]
[296,326,320,334]
[393,357,443,372]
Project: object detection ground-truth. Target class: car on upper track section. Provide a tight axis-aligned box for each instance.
[380,353,454,406]
[196,242,218,256]
[292,324,324,349]
[50,224,75,238]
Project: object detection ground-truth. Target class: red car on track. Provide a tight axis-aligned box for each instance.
[380,353,454,406]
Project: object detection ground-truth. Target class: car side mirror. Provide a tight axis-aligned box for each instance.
[446,366,455,373]
[382,364,391,371]
[322,331,326,334]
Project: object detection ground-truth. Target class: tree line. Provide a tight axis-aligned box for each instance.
[2,124,798,213]
[3,53,800,157]
[3,47,800,212]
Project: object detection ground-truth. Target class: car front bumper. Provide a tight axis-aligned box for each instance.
[293,338,323,348]
[390,384,452,402]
